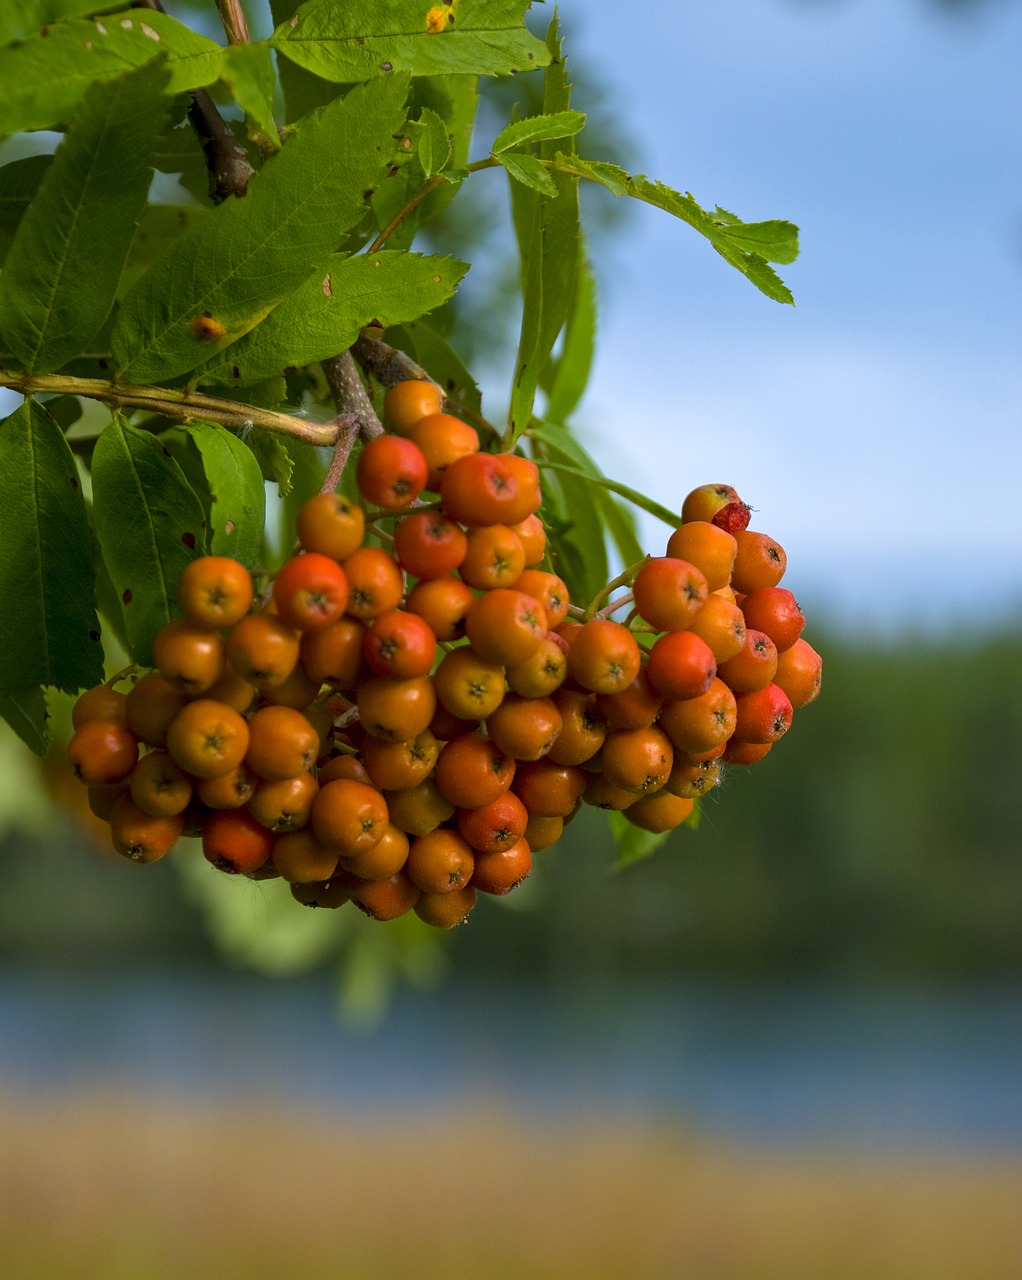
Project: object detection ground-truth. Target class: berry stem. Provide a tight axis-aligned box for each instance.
[583,558,647,622]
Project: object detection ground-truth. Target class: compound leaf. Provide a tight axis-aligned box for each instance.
[0,61,169,374]
[416,106,452,179]
[111,74,410,386]
[499,151,558,197]
[491,109,584,154]
[196,250,467,388]
[554,154,799,304]
[0,400,103,695]
[90,415,207,666]
[0,10,223,137]
[272,0,550,82]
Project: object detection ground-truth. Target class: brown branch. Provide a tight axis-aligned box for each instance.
[321,352,385,443]
[132,0,254,202]
[351,330,434,389]
[215,0,251,44]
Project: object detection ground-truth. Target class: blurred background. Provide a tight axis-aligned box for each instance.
[2,0,1021,1276]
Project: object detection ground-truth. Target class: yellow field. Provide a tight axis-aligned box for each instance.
[1,1091,1019,1280]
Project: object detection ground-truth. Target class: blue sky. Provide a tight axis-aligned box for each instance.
[545,0,1022,634]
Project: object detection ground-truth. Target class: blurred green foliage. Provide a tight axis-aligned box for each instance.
[2,622,1020,984]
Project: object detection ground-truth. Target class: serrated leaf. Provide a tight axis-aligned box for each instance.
[416,106,452,179]
[111,75,410,386]
[499,151,558,197]
[553,154,799,304]
[712,206,799,265]
[160,422,266,567]
[535,457,679,528]
[272,0,550,82]
[90,415,207,666]
[0,400,103,694]
[0,11,224,138]
[507,16,579,444]
[220,40,280,148]
[0,62,169,375]
[0,687,51,756]
[0,155,51,267]
[196,251,467,388]
[544,248,596,422]
[492,109,585,155]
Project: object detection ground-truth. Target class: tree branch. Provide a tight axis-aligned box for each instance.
[215,0,251,45]
[351,330,434,389]
[321,352,385,443]
[0,371,339,447]
[131,0,254,202]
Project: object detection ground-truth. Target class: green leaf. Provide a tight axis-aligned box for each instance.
[416,106,452,179]
[196,251,468,388]
[160,422,266,568]
[534,457,679,528]
[553,154,799,304]
[0,11,224,138]
[543,248,596,423]
[0,155,51,267]
[607,811,672,870]
[111,75,411,386]
[272,0,550,82]
[491,109,585,154]
[538,460,607,607]
[498,151,558,197]
[220,41,280,148]
[120,203,209,298]
[0,62,169,375]
[529,422,644,569]
[507,16,580,444]
[1,2,122,46]
[0,400,103,694]
[246,429,295,498]
[90,415,207,666]
[0,687,51,756]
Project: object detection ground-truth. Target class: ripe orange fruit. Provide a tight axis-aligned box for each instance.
[295,492,365,561]
[311,778,389,856]
[384,379,443,435]
[177,556,253,629]
[773,637,823,710]
[664,522,737,592]
[166,699,249,779]
[632,557,708,632]
[565,619,641,695]
[731,530,787,593]
[646,630,717,700]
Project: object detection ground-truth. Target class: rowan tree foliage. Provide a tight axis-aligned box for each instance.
[0,0,803,995]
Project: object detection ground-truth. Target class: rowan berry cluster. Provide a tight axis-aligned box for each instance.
[66,379,821,930]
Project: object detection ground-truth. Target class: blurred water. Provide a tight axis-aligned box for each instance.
[1,968,1019,1150]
